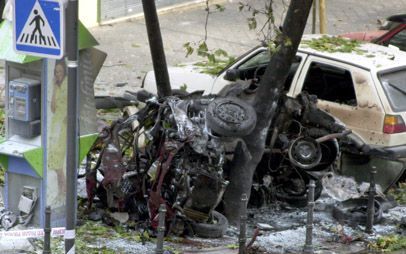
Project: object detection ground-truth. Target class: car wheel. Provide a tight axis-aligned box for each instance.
[275,173,323,207]
[206,97,257,137]
[191,211,229,238]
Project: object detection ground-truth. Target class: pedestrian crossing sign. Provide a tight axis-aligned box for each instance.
[13,0,65,59]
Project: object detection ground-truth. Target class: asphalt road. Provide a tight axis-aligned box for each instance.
[90,0,406,96]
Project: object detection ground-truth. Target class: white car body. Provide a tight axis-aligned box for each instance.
[142,35,406,149]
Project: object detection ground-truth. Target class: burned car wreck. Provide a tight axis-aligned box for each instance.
[86,92,255,237]
[84,88,384,238]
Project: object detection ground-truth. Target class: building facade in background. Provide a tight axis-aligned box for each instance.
[80,0,200,28]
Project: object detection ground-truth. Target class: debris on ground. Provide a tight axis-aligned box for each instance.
[35,85,396,253]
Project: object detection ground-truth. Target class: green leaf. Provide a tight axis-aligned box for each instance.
[197,42,209,57]
[198,41,208,52]
[183,42,194,57]
[227,244,239,249]
[247,17,257,30]
[215,4,225,12]
[180,83,188,92]
[214,48,228,57]
[238,2,244,11]
[207,54,216,63]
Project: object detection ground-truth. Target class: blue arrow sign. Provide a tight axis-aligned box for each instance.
[13,0,65,59]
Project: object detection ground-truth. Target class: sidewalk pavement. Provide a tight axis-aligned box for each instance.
[90,0,406,96]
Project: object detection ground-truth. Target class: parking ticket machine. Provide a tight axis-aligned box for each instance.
[8,77,41,138]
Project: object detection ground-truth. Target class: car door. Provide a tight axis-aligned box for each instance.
[293,56,386,145]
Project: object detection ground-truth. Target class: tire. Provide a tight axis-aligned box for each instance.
[275,176,323,207]
[191,211,228,238]
[332,198,383,226]
[206,97,257,137]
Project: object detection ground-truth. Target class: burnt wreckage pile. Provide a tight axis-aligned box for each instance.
[85,90,351,237]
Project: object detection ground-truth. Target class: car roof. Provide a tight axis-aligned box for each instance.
[295,34,406,72]
[388,14,406,23]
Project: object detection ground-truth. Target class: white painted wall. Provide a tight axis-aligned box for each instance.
[79,0,99,28]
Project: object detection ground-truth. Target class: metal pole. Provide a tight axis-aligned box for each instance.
[155,204,167,254]
[311,0,317,34]
[239,194,248,254]
[319,0,327,33]
[303,180,315,254]
[65,0,79,253]
[43,206,51,254]
[365,166,377,234]
[141,0,172,97]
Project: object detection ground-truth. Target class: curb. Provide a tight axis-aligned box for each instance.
[99,0,227,26]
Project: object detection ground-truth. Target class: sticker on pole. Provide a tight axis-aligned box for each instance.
[13,0,65,59]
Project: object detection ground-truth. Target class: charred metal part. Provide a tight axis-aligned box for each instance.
[332,198,383,227]
[239,193,248,254]
[250,92,348,208]
[156,204,167,254]
[366,166,377,234]
[288,137,322,170]
[101,143,127,209]
[43,206,51,254]
[246,227,261,249]
[303,180,315,254]
[86,91,351,237]
[210,180,229,214]
[168,98,200,141]
[315,130,352,143]
[0,209,17,230]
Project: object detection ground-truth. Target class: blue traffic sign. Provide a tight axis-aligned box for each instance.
[13,0,65,59]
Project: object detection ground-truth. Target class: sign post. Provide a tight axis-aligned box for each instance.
[9,1,101,248]
[65,0,79,253]
[14,0,79,251]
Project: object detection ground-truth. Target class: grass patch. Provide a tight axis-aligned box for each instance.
[46,221,153,253]
[388,182,406,205]
[369,235,406,252]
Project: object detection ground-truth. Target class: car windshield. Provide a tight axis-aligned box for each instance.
[217,46,264,75]
[380,68,406,112]
[237,50,271,70]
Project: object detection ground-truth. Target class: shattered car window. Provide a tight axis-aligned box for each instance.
[302,62,357,106]
[380,68,406,112]
[236,53,302,91]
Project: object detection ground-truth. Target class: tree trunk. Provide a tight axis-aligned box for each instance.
[223,0,314,224]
